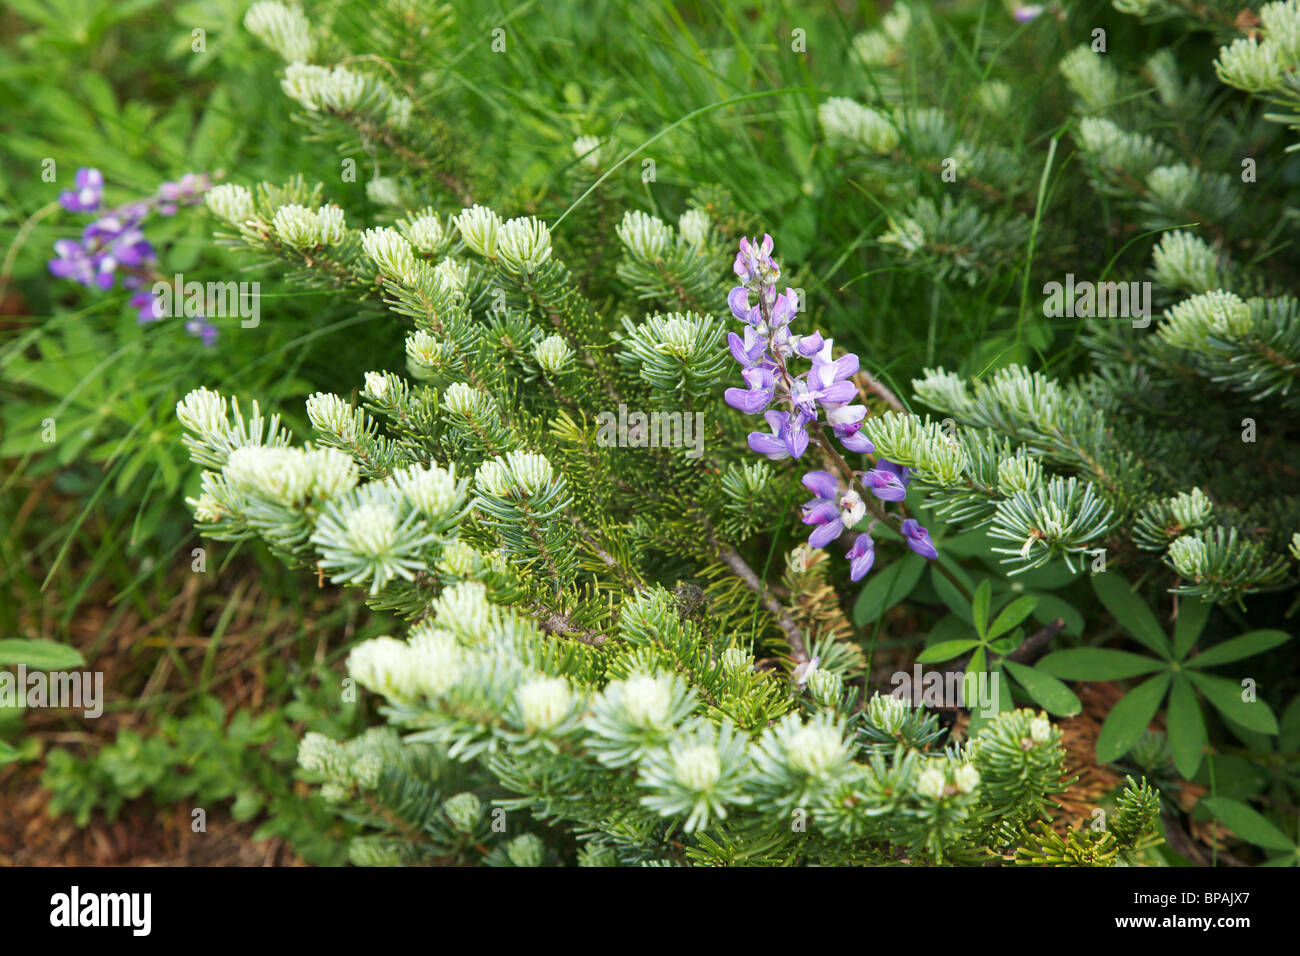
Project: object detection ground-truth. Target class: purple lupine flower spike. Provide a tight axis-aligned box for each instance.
[48,168,216,344]
[725,237,860,462]
[901,519,939,559]
[724,234,936,584]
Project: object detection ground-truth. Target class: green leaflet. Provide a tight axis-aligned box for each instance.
[0,639,86,670]
[1096,673,1170,763]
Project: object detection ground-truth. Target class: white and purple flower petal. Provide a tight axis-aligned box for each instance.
[827,404,866,427]
[838,489,867,528]
[92,254,118,290]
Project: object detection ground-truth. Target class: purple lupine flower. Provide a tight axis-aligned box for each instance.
[46,196,156,293]
[748,410,808,460]
[727,327,767,368]
[810,337,859,381]
[725,365,777,414]
[847,533,875,581]
[157,173,212,215]
[733,234,777,286]
[801,351,859,411]
[75,212,154,289]
[880,458,911,486]
[58,168,104,213]
[724,234,940,592]
[783,412,811,459]
[862,462,908,502]
[801,470,841,519]
[800,470,867,548]
[109,231,154,268]
[83,214,131,246]
[900,519,938,559]
[826,403,875,453]
[47,239,115,290]
[130,291,165,323]
[728,286,760,324]
[186,316,219,347]
[790,330,824,358]
[768,288,797,328]
[836,422,875,453]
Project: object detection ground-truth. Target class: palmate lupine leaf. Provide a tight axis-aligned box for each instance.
[1039,576,1292,776]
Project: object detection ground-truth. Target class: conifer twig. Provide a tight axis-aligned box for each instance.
[707,532,809,663]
